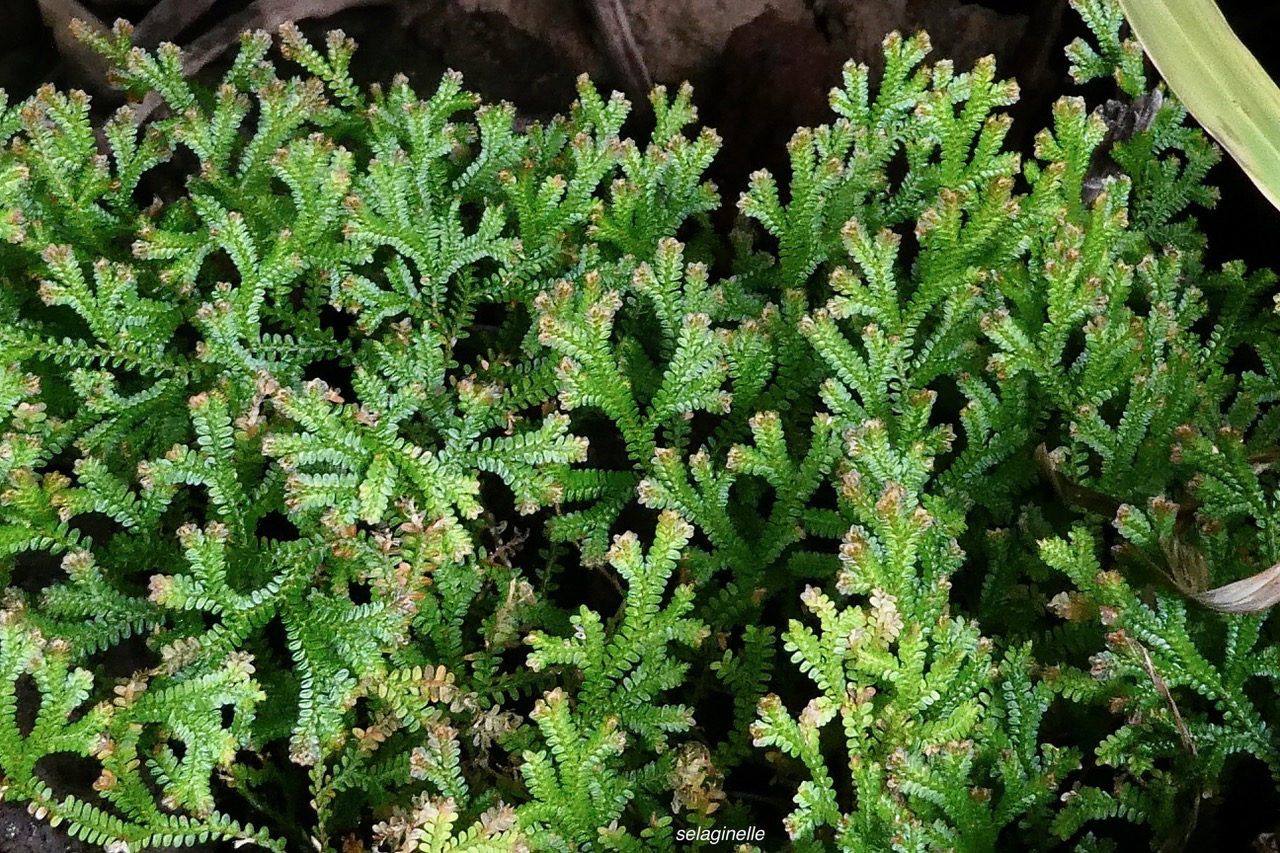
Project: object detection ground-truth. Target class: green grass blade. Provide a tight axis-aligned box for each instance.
[1118,0,1280,211]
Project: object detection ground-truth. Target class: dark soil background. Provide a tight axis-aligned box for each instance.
[2,1,1280,851]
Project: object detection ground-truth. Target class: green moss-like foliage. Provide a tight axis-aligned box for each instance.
[2,1,1279,850]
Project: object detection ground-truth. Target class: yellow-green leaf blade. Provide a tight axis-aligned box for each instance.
[1118,0,1280,211]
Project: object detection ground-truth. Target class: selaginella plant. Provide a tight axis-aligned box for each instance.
[3,0,1280,850]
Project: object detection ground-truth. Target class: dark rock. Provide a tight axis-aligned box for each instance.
[0,802,96,853]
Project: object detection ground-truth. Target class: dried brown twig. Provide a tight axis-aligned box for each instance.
[133,0,221,45]
[39,0,396,123]
[585,0,651,99]
[1130,640,1202,853]
[131,0,394,125]
[165,0,393,82]
[1037,442,1280,613]
[36,0,114,93]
